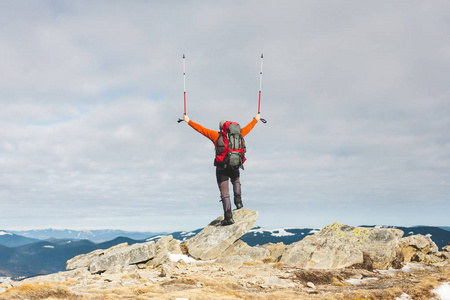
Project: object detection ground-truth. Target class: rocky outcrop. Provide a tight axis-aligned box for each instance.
[185,208,258,260]
[2,216,450,299]
[66,242,129,270]
[218,240,270,261]
[66,235,182,274]
[398,234,439,263]
[280,222,404,270]
[89,241,156,273]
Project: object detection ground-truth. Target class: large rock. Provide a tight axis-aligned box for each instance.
[66,243,129,270]
[259,242,287,261]
[218,240,270,261]
[148,235,182,267]
[88,241,156,273]
[398,234,439,262]
[185,209,258,260]
[280,222,404,270]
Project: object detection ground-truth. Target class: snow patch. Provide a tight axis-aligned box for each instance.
[346,277,379,285]
[426,233,432,238]
[0,277,11,283]
[309,229,320,234]
[169,254,197,263]
[433,282,450,300]
[0,231,12,236]
[396,292,413,300]
[401,263,432,272]
[43,245,54,249]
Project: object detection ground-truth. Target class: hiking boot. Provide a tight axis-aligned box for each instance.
[221,218,235,226]
[222,209,234,226]
[234,196,243,210]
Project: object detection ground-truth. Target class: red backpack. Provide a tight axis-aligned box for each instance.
[214,121,246,170]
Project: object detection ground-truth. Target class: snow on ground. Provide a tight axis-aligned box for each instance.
[169,254,197,263]
[396,293,413,300]
[378,263,433,275]
[0,277,10,283]
[43,245,54,249]
[346,277,379,285]
[433,282,450,300]
[0,231,12,236]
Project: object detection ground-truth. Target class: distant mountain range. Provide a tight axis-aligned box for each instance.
[8,229,163,243]
[0,231,41,247]
[0,226,449,281]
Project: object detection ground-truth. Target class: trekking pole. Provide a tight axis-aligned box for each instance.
[258,54,267,123]
[177,54,187,123]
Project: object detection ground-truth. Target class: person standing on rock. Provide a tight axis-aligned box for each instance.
[183,113,261,226]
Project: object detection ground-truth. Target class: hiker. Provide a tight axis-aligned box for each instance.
[183,113,261,225]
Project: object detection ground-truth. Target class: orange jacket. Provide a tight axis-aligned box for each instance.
[188,118,258,149]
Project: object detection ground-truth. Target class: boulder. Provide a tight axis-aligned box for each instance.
[280,222,403,270]
[185,209,258,260]
[259,242,287,261]
[411,252,446,264]
[66,243,128,270]
[219,240,270,261]
[155,235,182,255]
[399,234,439,262]
[145,235,183,267]
[88,241,156,273]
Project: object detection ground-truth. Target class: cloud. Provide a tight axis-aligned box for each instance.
[1,1,449,231]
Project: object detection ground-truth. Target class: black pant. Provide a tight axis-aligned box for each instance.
[216,167,241,219]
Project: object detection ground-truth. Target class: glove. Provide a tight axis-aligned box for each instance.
[183,114,190,123]
[255,113,261,121]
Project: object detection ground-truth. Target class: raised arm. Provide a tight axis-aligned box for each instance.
[241,113,261,137]
[184,114,219,142]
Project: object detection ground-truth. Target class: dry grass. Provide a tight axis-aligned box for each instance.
[0,282,79,300]
[242,261,263,266]
[271,262,285,269]
[2,262,449,300]
[262,257,277,264]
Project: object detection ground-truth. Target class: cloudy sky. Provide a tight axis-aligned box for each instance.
[1,1,449,232]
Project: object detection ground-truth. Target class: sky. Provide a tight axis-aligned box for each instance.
[1,1,449,232]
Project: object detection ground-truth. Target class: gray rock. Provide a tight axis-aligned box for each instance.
[399,234,439,262]
[280,222,404,270]
[219,240,269,261]
[66,249,105,270]
[259,243,287,261]
[88,241,156,273]
[150,251,171,267]
[216,254,251,267]
[66,243,129,270]
[411,252,445,264]
[185,209,258,260]
[155,235,182,255]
